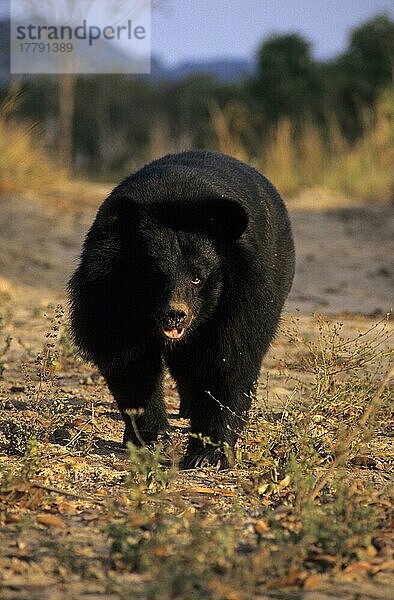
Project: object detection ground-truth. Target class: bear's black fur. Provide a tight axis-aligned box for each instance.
[68,151,295,468]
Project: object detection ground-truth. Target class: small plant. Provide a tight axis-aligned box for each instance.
[0,420,41,456]
[58,324,77,361]
[146,515,240,600]
[235,316,393,584]
[47,538,91,578]
[108,520,156,574]
[107,508,242,599]
[19,305,75,442]
[125,439,175,496]
[0,437,41,497]
[0,305,90,455]
[0,314,12,379]
[301,475,380,564]
[244,315,393,479]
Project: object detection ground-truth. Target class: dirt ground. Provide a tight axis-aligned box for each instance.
[0,187,392,599]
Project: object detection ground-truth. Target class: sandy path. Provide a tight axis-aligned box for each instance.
[289,203,393,316]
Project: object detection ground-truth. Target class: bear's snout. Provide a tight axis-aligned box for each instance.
[160,303,192,340]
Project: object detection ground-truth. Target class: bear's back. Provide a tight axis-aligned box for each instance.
[111,151,291,238]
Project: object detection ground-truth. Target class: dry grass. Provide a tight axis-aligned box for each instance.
[0,85,66,194]
[0,85,109,207]
[325,94,394,200]
[211,91,394,201]
[1,83,392,203]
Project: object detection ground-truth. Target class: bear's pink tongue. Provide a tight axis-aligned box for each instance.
[163,328,185,339]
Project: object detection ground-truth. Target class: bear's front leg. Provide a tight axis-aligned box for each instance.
[180,384,254,469]
[99,348,169,447]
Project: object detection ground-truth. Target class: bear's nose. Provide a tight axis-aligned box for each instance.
[163,310,188,329]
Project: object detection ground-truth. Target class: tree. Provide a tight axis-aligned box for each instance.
[326,14,394,139]
[250,34,322,123]
[348,14,394,96]
[14,0,154,171]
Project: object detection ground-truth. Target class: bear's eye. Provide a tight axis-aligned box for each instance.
[191,276,202,285]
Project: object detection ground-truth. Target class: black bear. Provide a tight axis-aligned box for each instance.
[68,151,295,468]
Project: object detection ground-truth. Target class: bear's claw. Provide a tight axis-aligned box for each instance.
[180,448,233,470]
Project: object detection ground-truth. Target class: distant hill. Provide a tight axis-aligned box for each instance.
[151,58,254,82]
[0,18,254,85]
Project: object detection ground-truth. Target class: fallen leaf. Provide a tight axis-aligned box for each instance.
[254,519,270,535]
[187,486,236,497]
[61,457,87,470]
[261,497,273,506]
[127,516,149,528]
[152,545,169,558]
[37,513,66,528]
[57,501,78,515]
[303,573,323,589]
[181,507,196,517]
[343,561,372,574]
[5,513,21,523]
[82,513,99,522]
[356,544,378,560]
[116,492,130,506]
[281,566,302,586]
[350,455,377,468]
[371,559,394,573]
[278,474,291,488]
[257,483,269,495]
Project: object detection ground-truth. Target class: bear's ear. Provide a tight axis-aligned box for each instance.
[206,198,249,240]
[96,195,138,234]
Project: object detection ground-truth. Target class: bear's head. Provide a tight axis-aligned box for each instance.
[93,193,249,343]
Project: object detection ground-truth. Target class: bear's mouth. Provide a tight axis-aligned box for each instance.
[162,326,186,340]
[160,306,193,341]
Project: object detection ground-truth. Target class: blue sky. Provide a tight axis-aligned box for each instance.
[3,0,394,66]
[152,0,393,65]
